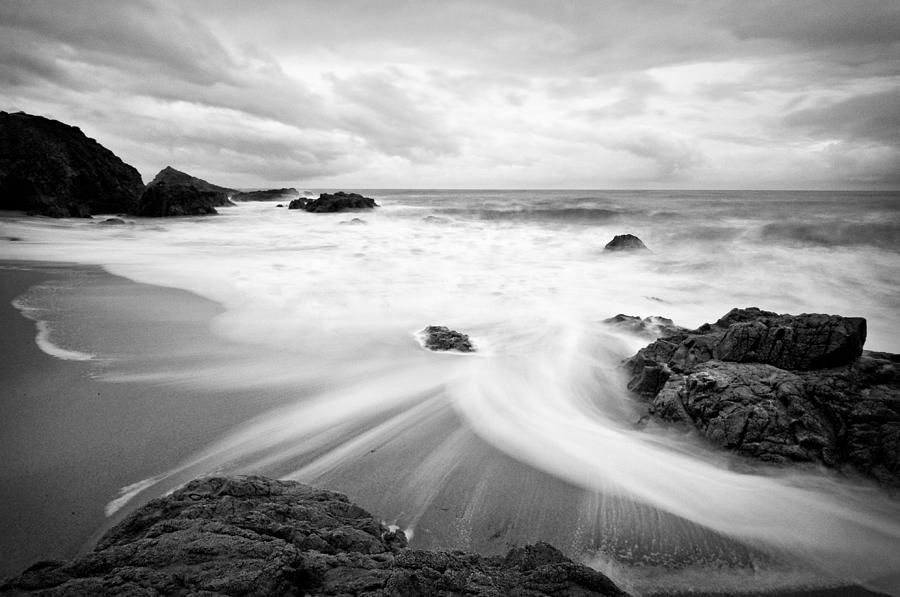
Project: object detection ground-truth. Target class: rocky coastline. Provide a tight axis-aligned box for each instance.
[0,476,628,597]
[624,307,900,488]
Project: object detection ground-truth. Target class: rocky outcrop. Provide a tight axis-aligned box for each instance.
[626,308,899,487]
[603,314,685,339]
[303,192,378,213]
[0,111,144,217]
[287,197,307,210]
[603,234,648,251]
[137,167,236,217]
[232,188,299,202]
[422,326,475,352]
[0,475,627,597]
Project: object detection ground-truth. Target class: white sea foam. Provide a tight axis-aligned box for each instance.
[3,191,899,594]
[11,297,95,361]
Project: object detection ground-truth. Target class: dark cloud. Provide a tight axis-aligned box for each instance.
[784,89,900,146]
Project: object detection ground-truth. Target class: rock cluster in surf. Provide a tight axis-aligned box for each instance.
[289,191,378,213]
[0,111,145,217]
[0,475,628,597]
[603,314,684,339]
[423,325,475,352]
[603,234,648,252]
[231,188,299,202]
[626,308,900,487]
[137,166,236,217]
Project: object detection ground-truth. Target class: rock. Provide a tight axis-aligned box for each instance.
[0,475,628,597]
[303,191,378,213]
[604,234,648,251]
[340,218,366,225]
[137,167,236,217]
[97,218,126,226]
[422,326,475,352]
[625,308,899,487]
[603,314,685,339]
[287,197,308,210]
[276,204,284,208]
[0,111,144,217]
[231,188,298,202]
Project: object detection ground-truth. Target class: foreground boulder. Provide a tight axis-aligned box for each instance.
[0,475,627,597]
[604,234,648,251]
[302,191,378,213]
[0,111,144,217]
[626,308,899,487]
[231,188,298,202]
[137,167,236,217]
[422,326,475,352]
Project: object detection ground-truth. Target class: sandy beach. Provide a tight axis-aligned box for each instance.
[0,261,292,578]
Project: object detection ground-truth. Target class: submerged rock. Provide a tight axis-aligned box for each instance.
[231,188,298,202]
[625,308,899,487]
[137,167,236,217]
[0,475,627,597]
[303,191,378,213]
[604,234,649,251]
[97,217,126,225]
[0,111,144,217]
[603,314,685,339]
[422,326,475,352]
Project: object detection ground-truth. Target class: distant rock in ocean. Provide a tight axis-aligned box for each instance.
[422,325,475,352]
[0,111,144,217]
[0,475,628,597]
[604,234,648,251]
[287,196,308,210]
[137,166,236,217]
[231,188,298,201]
[625,308,899,488]
[603,314,685,339]
[300,191,378,213]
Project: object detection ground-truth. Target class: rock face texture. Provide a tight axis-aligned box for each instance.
[137,167,236,217]
[0,475,627,597]
[626,308,899,487]
[301,192,378,213]
[603,234,648,252]
[422,326,475,352]
[232,188,299,202]
[0,111,144,217]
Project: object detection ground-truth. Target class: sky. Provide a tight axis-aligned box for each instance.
[1,0,899,190]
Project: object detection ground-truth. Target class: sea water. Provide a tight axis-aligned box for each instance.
[2,190,900,595]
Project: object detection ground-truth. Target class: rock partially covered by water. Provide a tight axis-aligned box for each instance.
[603,314,685,339]
[231,188,298,201]
[604,234,648,251]
[137,167,236,217]
[303,191,378,213]
[625,308,899,487]
[0,475,627,597]
[422,326,475,352]
[0,111,144,217]
[287,197,307,210]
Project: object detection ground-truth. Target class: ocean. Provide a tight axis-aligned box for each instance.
[2,189,900,595]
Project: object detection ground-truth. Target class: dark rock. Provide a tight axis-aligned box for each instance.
[603,314,685,339]
[625,308,899,487]
[276,204,284,208]
[0,475,628,597]
[422,326,475,352]
[97,218,126,226]
[137,167,236,217]
[303,191,378,213]
[287,197,308,210]
[0,111,144,217]
[231,188,298,202]
[604,234,649,251]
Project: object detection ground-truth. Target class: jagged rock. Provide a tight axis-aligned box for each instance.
[0,111,144,217]
[287,197,308,210]
[137,167,236,217]
[625,308,899,487]
[604,234,648,251]
[231,188,298,202]
[422,326,475,352]
[303,191,378,213]
[603,314,685,339]
[0,475,627,597]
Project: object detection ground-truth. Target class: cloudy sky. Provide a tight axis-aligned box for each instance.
[2,0,899,189]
